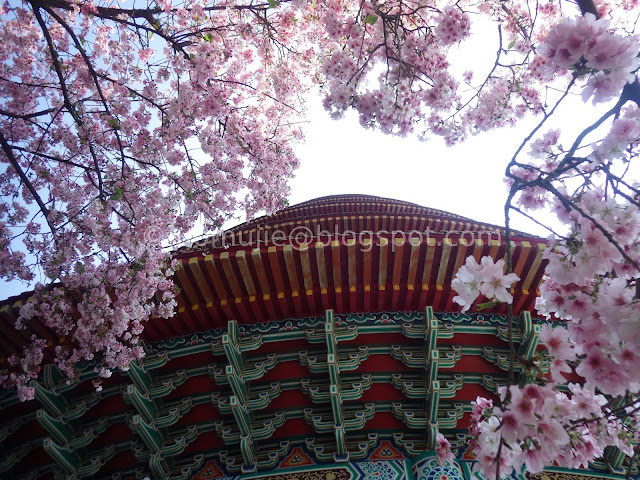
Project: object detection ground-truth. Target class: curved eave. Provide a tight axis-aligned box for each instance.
[177,194,529,255]
[0,195,546,359]
[156,233,546,342]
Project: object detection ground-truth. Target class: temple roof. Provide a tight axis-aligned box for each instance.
[1,195,547,353]
[0,195,590,480]
[161,194,546,340]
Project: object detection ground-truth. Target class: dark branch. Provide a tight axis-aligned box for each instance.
[0,107,59,120]
[576,0,600,18]
[0,131,54,231]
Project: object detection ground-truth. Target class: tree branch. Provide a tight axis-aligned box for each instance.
[0,107,60,120]
[29,0,275,17]
[32,5,108,200]
[576,0,600,18]
[0,131,54,232]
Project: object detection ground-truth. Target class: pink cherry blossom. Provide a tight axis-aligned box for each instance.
[436,6,471,46]
[538,13,639,104]
[435,432,454,466]
[539,324,575,362]
[452,256,519,311]
[477,258,520,303]
[471,384,632,476]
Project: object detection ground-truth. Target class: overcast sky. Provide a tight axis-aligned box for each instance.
[289,92,596,238]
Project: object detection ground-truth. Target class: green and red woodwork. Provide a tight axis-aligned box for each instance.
[0,195,634,480]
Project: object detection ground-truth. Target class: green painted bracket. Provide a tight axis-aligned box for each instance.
[37,409,74,445]
[43,437,80,474]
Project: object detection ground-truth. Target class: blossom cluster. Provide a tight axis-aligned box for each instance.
[452,256,520,312]
[0,0,316,396]
[590,104,640,164]
[537,191,640,396]
[539,13,640,103]
[317,0,550,143]
[434,432,454,466]
[464,194,640,475]
[470,384,633,478]
[316,1,640,145]
[470,109,640,477]
[459,103,640,475]
[435,6,472,46]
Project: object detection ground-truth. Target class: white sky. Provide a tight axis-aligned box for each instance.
[289,89,610,241]
[290,97,541,233]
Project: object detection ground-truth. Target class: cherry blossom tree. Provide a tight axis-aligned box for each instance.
[1,0,317,400]
[3,0,640,477]
[449,2,640,477]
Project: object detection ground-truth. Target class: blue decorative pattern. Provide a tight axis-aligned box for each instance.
[355,461,401,480]
[413,457,465,480]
